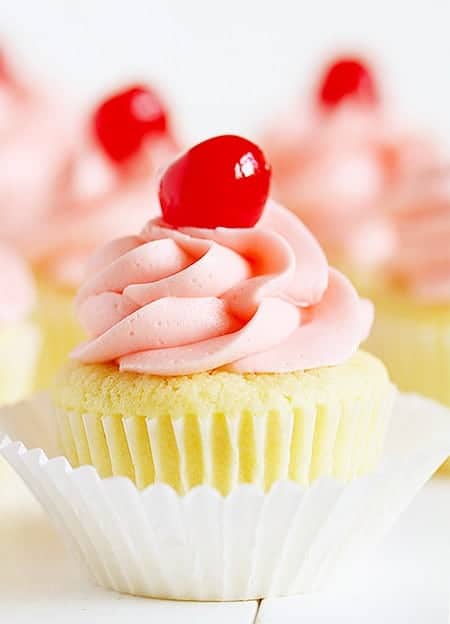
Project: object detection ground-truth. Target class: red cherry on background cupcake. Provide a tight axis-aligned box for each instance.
[93,85,169,163]
[317,57,378,109]
[0,50,16,86]
[159,135,271,229]
[0,51,8,82]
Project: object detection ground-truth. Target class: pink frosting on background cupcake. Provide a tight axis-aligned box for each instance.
[263,57,441,268]
[0,243,35,322]
[16,84,179,288]
[25,133,176,288]
[0,53,73,247]
[265,102,440,268]
[384,166,450,302]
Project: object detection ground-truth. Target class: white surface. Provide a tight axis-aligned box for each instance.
[0,464,449,623]
[2,1,450,144]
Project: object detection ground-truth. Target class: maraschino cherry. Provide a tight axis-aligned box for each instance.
[159,135,271,229]
[93,85,169,164]
[317,56,378,110]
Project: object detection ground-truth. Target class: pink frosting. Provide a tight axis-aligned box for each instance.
[0,244,35,323]
[72,201,373,375]
[386,167,450,302]
[0,65,73,247]
[23,128,178,288]
[264,103,440,268]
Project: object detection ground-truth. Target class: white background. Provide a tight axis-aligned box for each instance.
[3,0,450,144]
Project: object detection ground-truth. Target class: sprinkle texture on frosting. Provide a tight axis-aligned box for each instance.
[0,244,35,323]
[72,200,372,375]
[387,167,450,302]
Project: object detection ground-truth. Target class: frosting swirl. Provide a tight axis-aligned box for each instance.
[72,201,372,375]
[0,244,35,323]
[386,167,450,302]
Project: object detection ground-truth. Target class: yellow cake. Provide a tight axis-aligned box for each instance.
[33,277,85,390]
[364,284,450,472]
[364,285,450,407]
[0,245,40,404]
[52,350,392,494]
[0,321,40,404]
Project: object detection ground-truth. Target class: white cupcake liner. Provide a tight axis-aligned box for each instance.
[0,392,449,601]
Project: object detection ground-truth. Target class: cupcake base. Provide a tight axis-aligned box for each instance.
[0,392,449,600]
[364,288,450,473]
[33,279,85,390]
[0,321,40,404]
[365,291,450,406]
[52,351,393,493]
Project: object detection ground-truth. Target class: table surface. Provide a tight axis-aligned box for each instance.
[0,465,449,623]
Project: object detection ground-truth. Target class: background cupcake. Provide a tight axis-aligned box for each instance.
[19,83,179,389]
[263,55,440,285]
[365,166,450,414]
[0,244,40,404]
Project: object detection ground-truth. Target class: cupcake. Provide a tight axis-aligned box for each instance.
[51,134,392,493]
[0,244,40,404]
[364,166,450,424]
[3,136,450,601]
[21,84,179,389]
[263,55,439,284]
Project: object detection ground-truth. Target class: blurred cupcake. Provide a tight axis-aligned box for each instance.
[24,84,179,389]
[51,135,392,493]
[365,166,450,420]
[263,55,439,283]
[0,244,40,404]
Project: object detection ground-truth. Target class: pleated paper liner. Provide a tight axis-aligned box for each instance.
[54,386,393,494]
[365,305,450,472]
[0,392,449,600]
